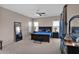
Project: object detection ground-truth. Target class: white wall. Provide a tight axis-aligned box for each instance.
[67,4,79,33]
[0,7,32,46]
[34,16,60,32]
[71,19,79,27]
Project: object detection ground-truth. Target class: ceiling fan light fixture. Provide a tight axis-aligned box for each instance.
[36,12,46,16]
[36,13,40,16]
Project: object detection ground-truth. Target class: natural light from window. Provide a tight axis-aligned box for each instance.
[34,22,39,32]
[53,21,59,26]
[28,21,32,32]
[53,21,60,32]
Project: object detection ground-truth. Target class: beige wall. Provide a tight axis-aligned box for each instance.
[34,16,60,32]
[71,19,79,27]
[67,4,79,33]
[0,7,32,46]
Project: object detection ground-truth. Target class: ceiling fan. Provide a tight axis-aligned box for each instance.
[36,12,45,16]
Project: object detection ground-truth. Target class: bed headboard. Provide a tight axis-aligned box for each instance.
[39,27,52,32]
[72,27,79,33]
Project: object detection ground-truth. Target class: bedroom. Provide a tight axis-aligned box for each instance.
[0,4,63,54]
[0,4,79,54]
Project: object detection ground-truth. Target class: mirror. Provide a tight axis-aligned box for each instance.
[14,22,22,42]
[71,19,79,33]
[69,15,79,41]
[69,15,79,34]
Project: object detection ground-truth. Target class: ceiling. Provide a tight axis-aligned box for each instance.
[0,4,65,18]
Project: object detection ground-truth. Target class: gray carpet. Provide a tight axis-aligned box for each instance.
[0,38,61,54]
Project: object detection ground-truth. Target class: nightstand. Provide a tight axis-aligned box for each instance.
[0,41,2,50]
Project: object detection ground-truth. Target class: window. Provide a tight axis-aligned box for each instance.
[28,21,32,32]
[53,21,60,32]
[34,22,39,32]
[53,21,59,27]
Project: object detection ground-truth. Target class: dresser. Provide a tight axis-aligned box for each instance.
[0,40,2,50]
[53,32,59,38]
[64,39,79,54]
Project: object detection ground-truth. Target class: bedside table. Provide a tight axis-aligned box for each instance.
[0,41,2,50]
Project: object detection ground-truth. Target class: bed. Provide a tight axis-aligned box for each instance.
[31,27,52,42]
[70,27,79,41]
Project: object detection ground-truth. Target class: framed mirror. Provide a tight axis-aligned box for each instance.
[69,15,79,41]
[14,22,22,42]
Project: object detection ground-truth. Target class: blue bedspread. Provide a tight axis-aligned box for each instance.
[70,33,79,41]
[32,32,52,38]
